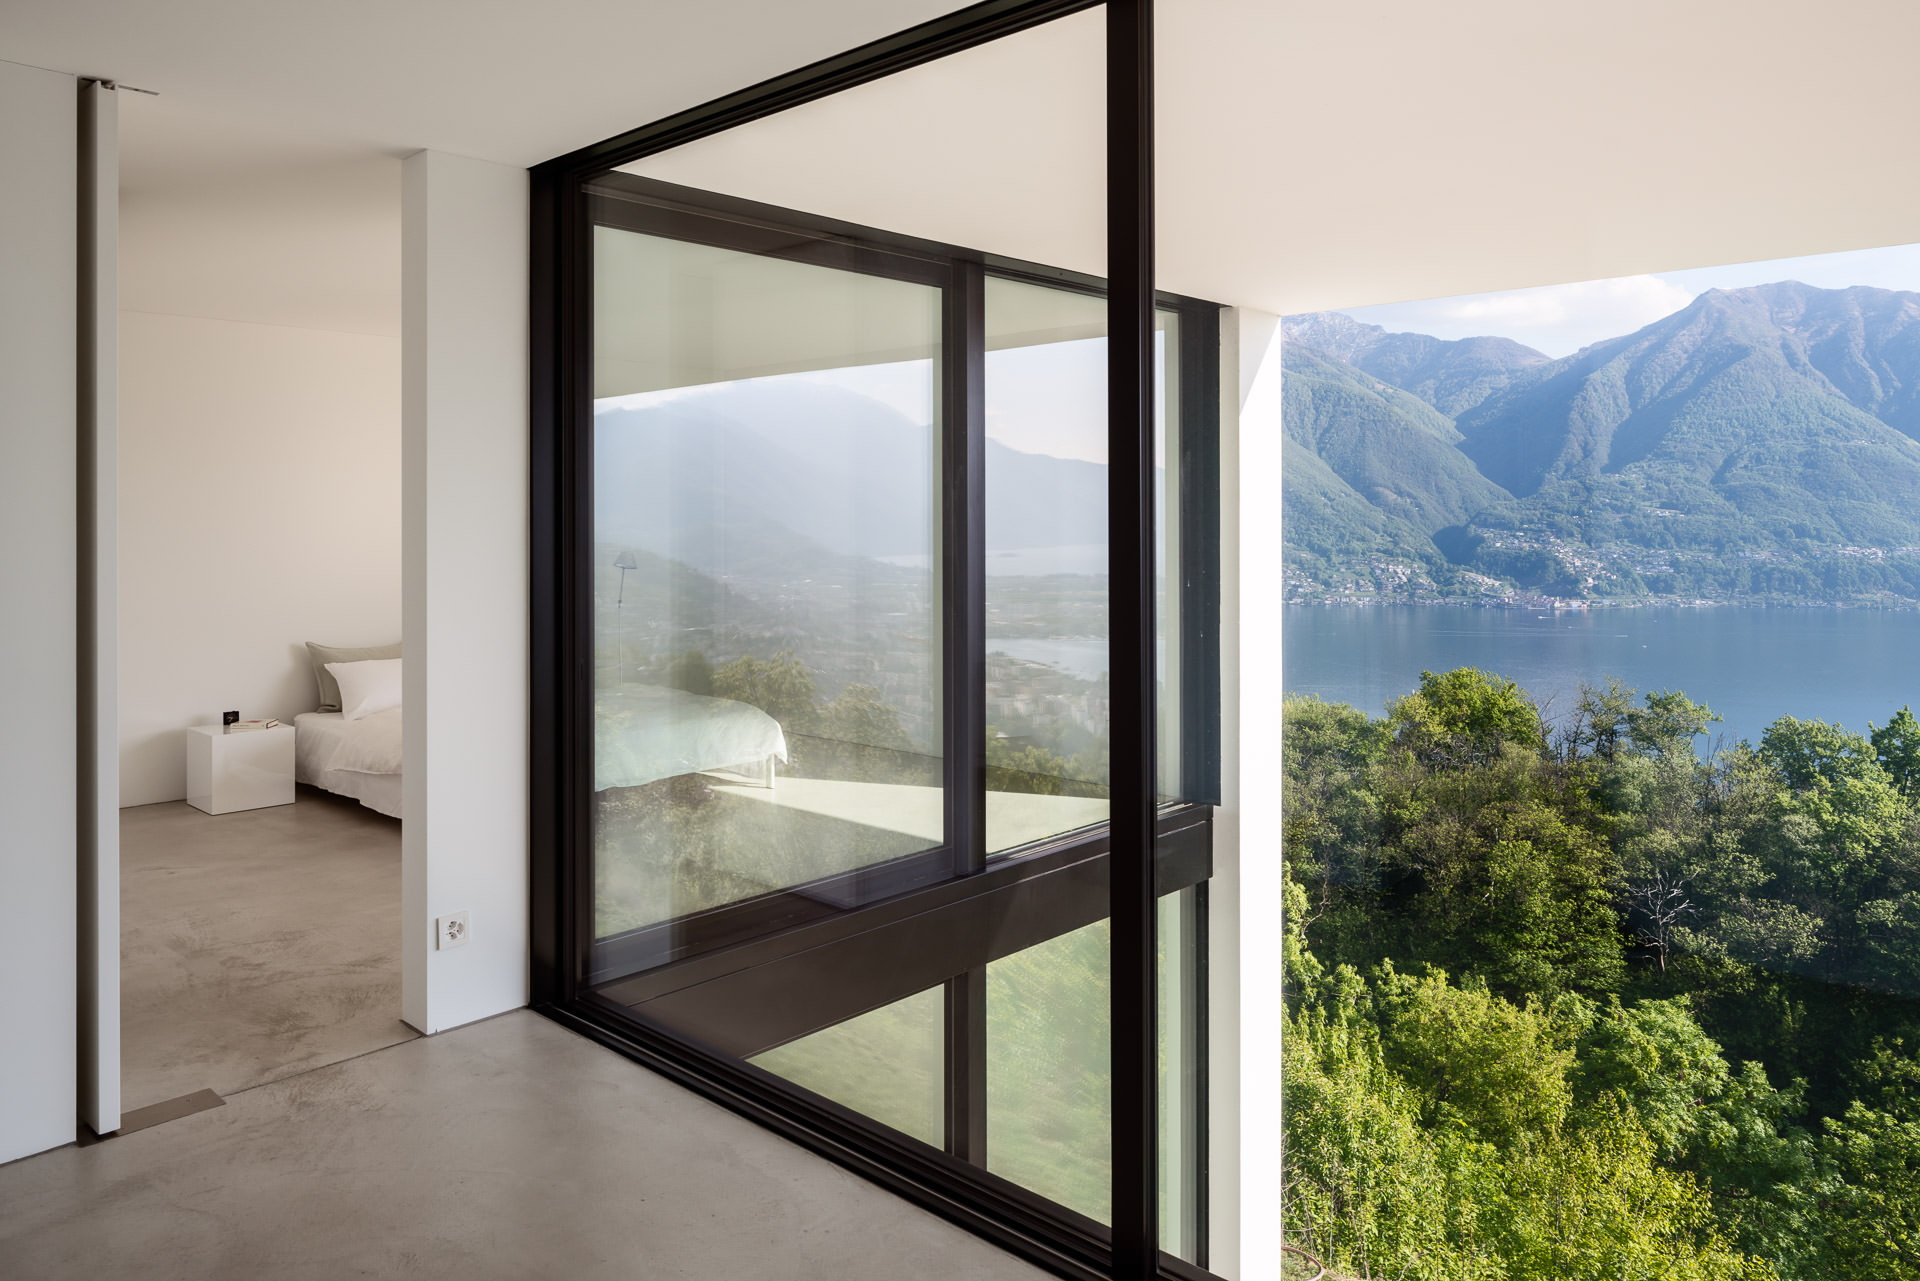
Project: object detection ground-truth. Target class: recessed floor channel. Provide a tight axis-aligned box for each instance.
[78,1089,224,1146]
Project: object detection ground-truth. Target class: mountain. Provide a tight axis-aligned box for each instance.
[594,379,1112,574]
[1284,283,1920,604]
[1285,310,1550,415]
[1283,344,1510,535]
[1456,284,1920,549]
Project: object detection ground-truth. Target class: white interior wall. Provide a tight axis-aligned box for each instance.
[401,148,530,1034]
[117,314,402,804]
[0,56,79,1166]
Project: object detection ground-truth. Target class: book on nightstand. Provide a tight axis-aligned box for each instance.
[224,719,282,734]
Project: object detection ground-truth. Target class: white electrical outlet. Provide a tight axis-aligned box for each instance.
[435,911,471,950]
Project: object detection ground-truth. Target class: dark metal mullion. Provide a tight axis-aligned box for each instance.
[529,161,596,1006]
[551,0,1102,176]
[1108,0,1159,1277]
[945,968,989,1161]
[944,255,990,1163]
[945,260,987,882]
[1178,302,1223,806]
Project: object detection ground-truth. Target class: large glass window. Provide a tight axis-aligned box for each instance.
[532,6,1219,1275]
[591,217,945,942]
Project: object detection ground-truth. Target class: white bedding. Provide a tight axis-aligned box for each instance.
[292,682,783,814]
[295,710,403,819]
[595,683,787,792]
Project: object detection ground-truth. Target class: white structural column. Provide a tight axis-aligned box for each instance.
[0,59,79,1164]
[1228,307,1285,1279]
[402,149,531,1034]
[77,77,121,1137]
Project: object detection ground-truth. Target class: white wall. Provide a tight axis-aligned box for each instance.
[1229,308,1284,1280]
[401,149,530,1034]
[0,56,78,1166]
[117,313,402,804]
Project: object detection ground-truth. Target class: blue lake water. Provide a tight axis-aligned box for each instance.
[1281,605,1920,751]
[988,636,1109,680]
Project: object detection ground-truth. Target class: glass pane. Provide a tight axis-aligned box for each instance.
[986,891,1196,1238]
[750,985,945,1149]
[987,918,1111,1220]
[982,278,1184,852]
[1158,886,1203,1261]
[984,278,1112,852]
[592,225,942,939]
[1156,309,1183,802]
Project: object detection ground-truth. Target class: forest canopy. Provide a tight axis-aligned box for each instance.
[1283,669,1920,1281]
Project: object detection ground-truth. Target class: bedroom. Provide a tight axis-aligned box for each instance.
[113,94,411,1113]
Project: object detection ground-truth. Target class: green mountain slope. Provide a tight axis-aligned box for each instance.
[1284,283,1920,604]
[1283,344,1512,534]
[1456,286,1920,549]
[1286,310,1550,415]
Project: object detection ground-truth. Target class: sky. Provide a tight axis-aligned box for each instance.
[1337,241,1920,358]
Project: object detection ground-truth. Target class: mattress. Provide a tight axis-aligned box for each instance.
[295,711,402,819]
[594,683,788,792]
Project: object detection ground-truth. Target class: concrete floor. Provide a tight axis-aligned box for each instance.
[0,1011,1052,1281]
[121,790,416,1111]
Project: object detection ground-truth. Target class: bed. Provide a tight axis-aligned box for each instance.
[293,682,786,818]
[594,683,788,792]
[295,707,403,819]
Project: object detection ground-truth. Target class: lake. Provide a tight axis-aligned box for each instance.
[1281,605,1920,751]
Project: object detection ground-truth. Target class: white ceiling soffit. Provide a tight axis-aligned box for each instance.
[13,1,1920,314]
[0,0,961,168]
[629,0,1920,315]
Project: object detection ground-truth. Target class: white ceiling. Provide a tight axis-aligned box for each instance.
[13,0,1920,328]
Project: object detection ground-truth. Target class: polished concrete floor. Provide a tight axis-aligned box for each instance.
[121,790,415,1111]
[0,1011,1051,1281]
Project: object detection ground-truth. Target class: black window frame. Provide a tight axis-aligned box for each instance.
[528,3,1219,1278]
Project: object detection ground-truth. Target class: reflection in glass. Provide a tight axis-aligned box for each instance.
[983,279,1113,852]
[986,890,1200,1251]
[591,224,943,939]
[981,281,1184,855]
[750,986,946,1149]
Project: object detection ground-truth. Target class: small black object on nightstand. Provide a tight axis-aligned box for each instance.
[222,710,239,728]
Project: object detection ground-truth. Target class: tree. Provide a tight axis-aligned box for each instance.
[1873,706,1920,796]
[1389,667,1544,767]
[986,730,1071,797]
[814,684,917,782]
[1821,1044,1920,1278]
[1631,689,1720,758]
[660,648,713,695]
[711,649,818,728]
[1381,744,1625,997]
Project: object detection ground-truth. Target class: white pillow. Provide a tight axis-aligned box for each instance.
[326,657,403,722]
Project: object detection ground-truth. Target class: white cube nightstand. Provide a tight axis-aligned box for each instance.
[186,724,296,815]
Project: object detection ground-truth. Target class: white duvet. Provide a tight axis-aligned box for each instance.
[595,683,788,792]
[324,706,404,775]
[309,685,788,793]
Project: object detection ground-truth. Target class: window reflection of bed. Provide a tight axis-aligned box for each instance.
[594,684,787,792]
